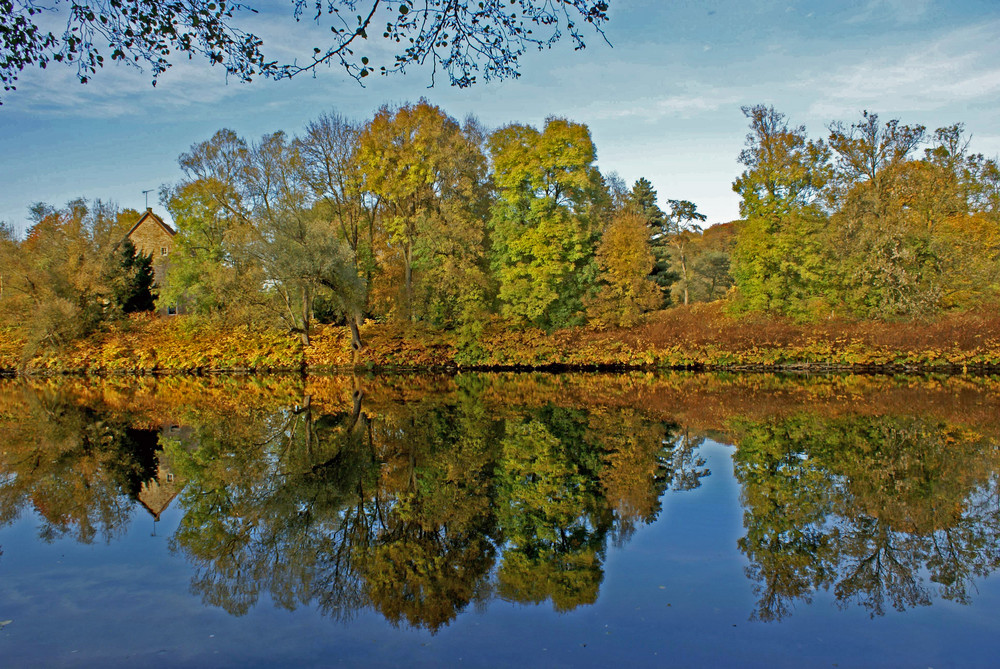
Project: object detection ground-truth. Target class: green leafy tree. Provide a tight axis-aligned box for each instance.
[160,129,257,321]
[826,111,935,316]
[297,111,379,336]
[495,416,608,611]
[241,131,362,346]
[628,177,666,229]
[489,117,605,328]
[164,127,365,346]
[731,105,831,317]
[663,199,707,306]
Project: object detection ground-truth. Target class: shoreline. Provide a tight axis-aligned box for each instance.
[3,361,1000,378]
[3,304,999,377]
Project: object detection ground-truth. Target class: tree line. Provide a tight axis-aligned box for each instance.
[155,101,729,347]
[1,99,727,352]
[2,101,998,356]
[733,105,1000,319]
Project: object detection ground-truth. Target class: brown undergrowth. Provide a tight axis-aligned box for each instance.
[1,302,999,375]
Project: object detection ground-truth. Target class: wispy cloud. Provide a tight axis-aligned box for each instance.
[806,20,1000,118]
[846,0,933,24]
[7,56,253,118]
[581,90,738,121]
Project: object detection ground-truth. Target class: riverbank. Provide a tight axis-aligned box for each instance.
[2,303,1000,376]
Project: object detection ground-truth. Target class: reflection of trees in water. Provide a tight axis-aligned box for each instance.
[6,377,1000,629]
[0,376,708,631]
[160,386,702,631]
[734,415,1000,621]
[0,388,162,543]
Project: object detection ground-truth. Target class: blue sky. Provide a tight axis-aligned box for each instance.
[2,0,999,235]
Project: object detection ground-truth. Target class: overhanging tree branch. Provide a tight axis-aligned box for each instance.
[0,0,610,103]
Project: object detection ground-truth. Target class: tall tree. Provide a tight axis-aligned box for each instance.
[241,131,362,346]
[826,112,938,316]
[589,210,660,326]
[356,100,489,326]
[161,129,257,320]
[663,199,707,306]
[627,178,673,305]
[731,105,831,316]
[628,177,666,230]
[489,117,605,328]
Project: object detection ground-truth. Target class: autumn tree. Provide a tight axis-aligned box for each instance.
[589,210,660,326]
[626,178,674,305]
[356,100,490,327]
[489,117,605,328]
[826,111,937,316]
[731,105,831,317]
[0,199,135,352]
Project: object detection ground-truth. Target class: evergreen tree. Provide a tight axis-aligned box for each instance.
[627,178,674,306]
[107,239,156,313]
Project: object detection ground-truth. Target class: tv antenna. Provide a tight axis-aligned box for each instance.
[142,189,154,209]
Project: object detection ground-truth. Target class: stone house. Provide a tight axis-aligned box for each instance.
[124,208,177,314]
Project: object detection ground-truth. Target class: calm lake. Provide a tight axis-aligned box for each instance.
[1,372,999,667]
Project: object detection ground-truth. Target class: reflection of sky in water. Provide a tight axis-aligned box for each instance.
[2,439,999,668]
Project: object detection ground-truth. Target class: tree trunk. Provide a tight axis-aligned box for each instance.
[348,385,364,432]
[300,285,311,346]
[681,253,689,306]
[404,240,413,321]
[302,394,313,457]
[349,311,364,351]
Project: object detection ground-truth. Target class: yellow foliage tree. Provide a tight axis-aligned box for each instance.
[589,211,661,326]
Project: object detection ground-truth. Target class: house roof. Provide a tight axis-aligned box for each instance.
[136,475,180,521]
[125,208,177,239]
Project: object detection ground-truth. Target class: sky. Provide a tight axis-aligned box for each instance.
[2,0,999,235]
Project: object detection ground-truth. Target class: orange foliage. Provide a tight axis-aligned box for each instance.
[3,303,1000,375]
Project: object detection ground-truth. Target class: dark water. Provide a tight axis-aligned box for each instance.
[1,373,999,667]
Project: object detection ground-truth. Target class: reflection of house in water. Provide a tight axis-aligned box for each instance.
[134,422,193,522]
[137,463,180,521]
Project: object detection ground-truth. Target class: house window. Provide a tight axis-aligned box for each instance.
[167,304,177,316]
[161,247,167,256]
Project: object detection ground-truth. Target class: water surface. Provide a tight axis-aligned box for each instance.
[1,373,999,667]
